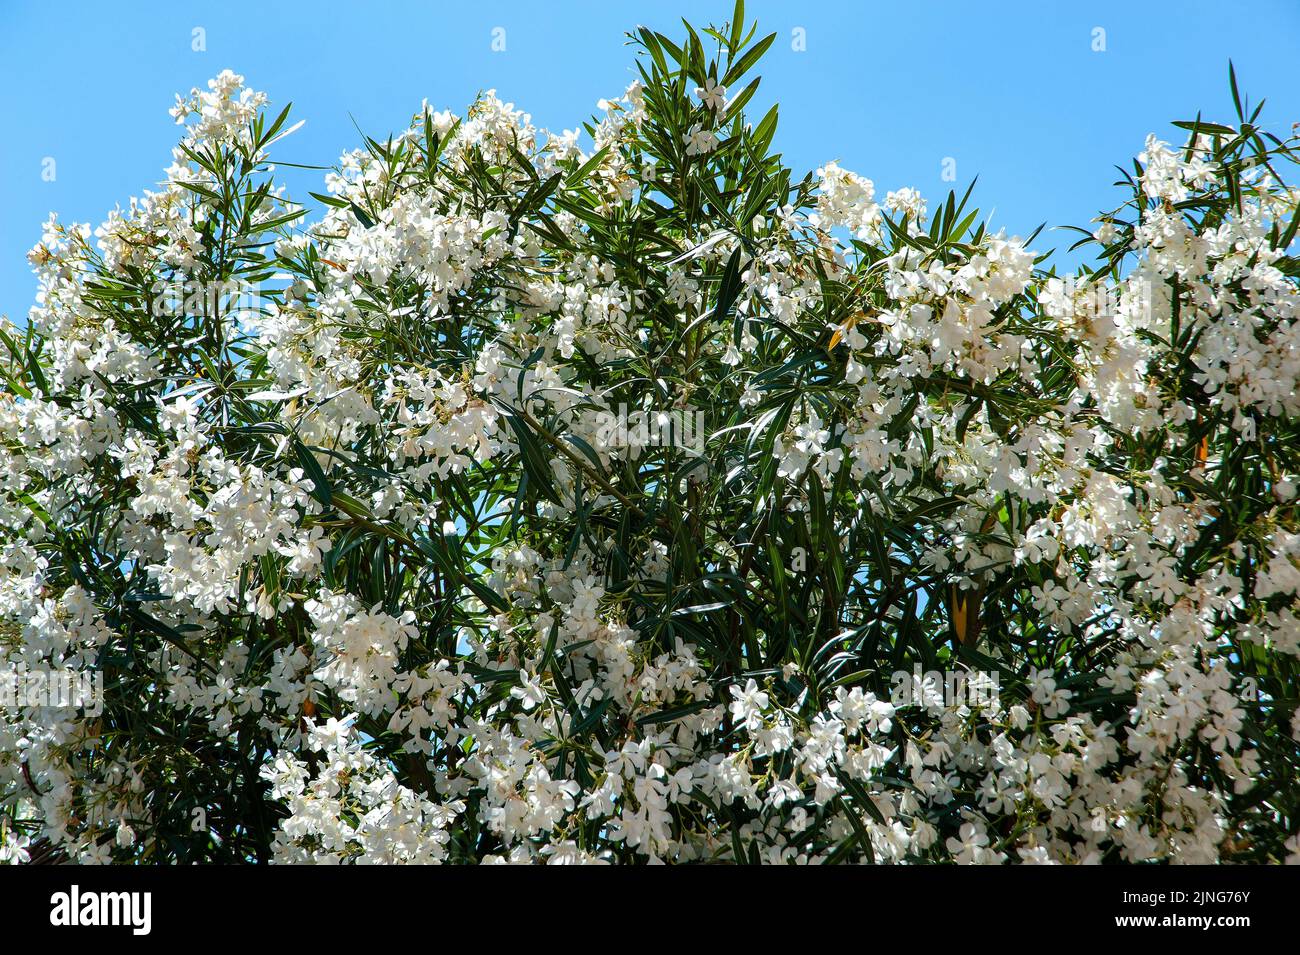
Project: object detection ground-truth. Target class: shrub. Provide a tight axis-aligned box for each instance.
[3,5,1299,864]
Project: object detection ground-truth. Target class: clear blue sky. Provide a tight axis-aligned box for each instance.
[4,1,1300,323]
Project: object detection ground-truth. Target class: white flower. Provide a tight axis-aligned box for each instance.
[684,124,719,156]
[511,670,547,711]
[729,678,769,731]
[693,77,727,113]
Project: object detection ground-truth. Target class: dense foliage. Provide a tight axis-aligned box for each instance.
[3,7,1300,864]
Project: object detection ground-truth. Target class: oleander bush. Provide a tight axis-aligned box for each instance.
[3,5,1300,864]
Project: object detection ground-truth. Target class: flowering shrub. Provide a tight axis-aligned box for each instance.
[3,7,1300,864]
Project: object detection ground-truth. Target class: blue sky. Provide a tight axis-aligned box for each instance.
[3,0,1300,322]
